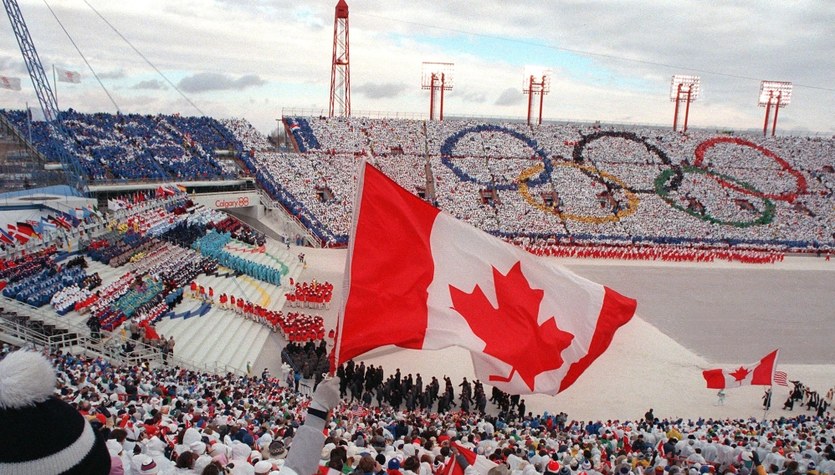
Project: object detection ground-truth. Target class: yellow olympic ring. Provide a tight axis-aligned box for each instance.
[517,161,640,224]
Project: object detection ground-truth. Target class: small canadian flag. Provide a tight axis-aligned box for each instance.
[55,66,81,84]
[702,349,779,389]
[334,162,638,395]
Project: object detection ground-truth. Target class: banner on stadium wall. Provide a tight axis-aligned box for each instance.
[192,192,258,210]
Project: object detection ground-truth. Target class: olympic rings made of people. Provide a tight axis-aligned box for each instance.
[572,130,674,166]
[693,137,807,201]
[440,124,552,190]
[570,130,679,194]
[518,161,640,224]
[654,165,776,228]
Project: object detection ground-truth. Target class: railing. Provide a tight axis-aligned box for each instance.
[0,316,71,350]
[0,112,50,163]
[281,108,427,121]
[0,302,248,374]
[0,298,164,365]
[279,108,831,138]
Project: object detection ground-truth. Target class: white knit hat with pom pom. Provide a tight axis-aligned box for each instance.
[0,350,111,474]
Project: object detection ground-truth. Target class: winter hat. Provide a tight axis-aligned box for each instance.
[546,460,561,474]
[255,460,274,474]
[269,440,286,457]
[0,350,111,475]
[190,441,207,455]
[137,455,160,474]
[106,439,124,457]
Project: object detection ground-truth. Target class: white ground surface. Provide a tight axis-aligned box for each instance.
[292,245,834,421]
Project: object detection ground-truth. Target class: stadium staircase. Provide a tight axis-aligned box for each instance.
[153,240,305,375]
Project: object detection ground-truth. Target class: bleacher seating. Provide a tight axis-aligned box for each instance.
[222,116,835,253]
[1,109,243,182]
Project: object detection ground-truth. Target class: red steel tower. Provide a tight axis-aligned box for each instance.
[329,0,350,117]
[523,67,552,126]
[421,62,454,121]
[670,75,700,133]
[758,81,793,137]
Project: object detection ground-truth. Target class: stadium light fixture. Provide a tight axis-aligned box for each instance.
[522,66,552,126]
[670,75,700,133]
[329,0,351,117]
[421,62,454,121]
[758,81,792,137]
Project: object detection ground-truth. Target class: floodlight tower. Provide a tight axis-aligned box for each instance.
[758,81,792,137]
[328,0,350,117]
[421,62,454,121]
[523,67,552,126]
[670,75,700,133]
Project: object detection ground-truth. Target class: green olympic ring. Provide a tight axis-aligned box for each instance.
[654,165,775,228]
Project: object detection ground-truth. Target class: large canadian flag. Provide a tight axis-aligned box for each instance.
[334,163,637,395]
[702,349,779,389]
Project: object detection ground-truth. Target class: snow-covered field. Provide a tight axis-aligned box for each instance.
[292,245,834,421]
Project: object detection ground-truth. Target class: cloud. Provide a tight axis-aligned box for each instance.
[354,82,408,99]
[0,55,28,75]
[132,79,166,90]
[459,91,487,104]
[177,73,266,93]
[98,69,127,80]
[495,88,523,106]
[0,0,829,134]
[293,6,325,30]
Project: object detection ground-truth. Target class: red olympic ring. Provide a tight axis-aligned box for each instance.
[693,137,806,202]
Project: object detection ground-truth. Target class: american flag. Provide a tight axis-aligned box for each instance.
[774,370,788,387]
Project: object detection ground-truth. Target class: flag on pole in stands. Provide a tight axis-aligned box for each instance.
[40,217,57,231]
[55,66,81,83]
[702,349,779,389]
[334,162,638,395]
[0,76,22,91]
[773,370,789,387]
[443,442,497,475]
[7,224,29,244]
[50,214,71,229]
[0,227,14,244]
[16,221,37,237]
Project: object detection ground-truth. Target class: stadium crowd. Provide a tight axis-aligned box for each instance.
[2,110,240,182]
[4,109,832,258]
[0,348,832,475]
[0,190,298,356]
[223,116,834,257]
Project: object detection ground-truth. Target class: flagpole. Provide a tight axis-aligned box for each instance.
[53,64,58,110]
[25,101,31,143]
[762,386,772,422]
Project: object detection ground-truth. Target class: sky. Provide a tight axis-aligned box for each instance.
[0,0,833,137]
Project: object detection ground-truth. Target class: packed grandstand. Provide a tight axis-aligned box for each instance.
[0,110,833,475]
[2,110,834,256]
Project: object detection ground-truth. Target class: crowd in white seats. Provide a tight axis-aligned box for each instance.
[221,118,272,152]
[225,116,834,254]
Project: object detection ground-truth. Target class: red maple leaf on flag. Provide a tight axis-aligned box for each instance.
[730,366,750,382]
[449,261,574,392]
